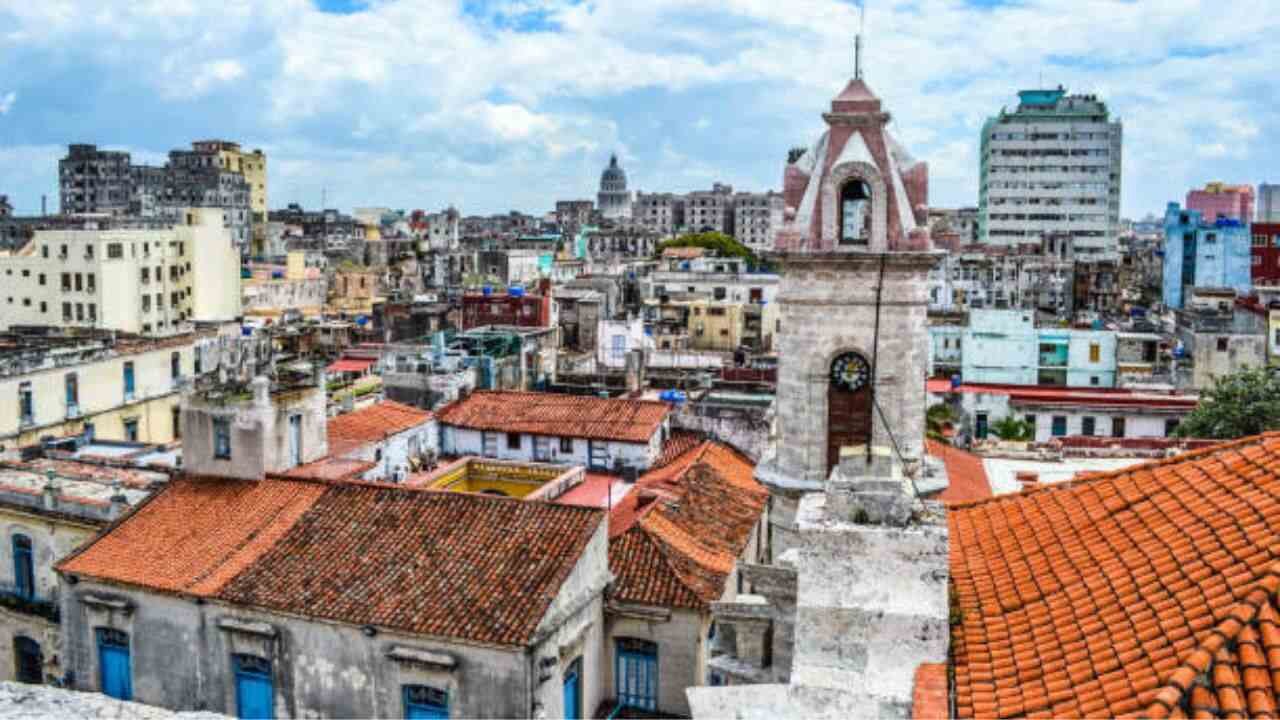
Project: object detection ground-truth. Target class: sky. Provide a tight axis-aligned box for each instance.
[0,0,1276,219]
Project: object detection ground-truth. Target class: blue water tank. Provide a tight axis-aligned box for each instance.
[355,315,368,326]
[509,286,525,297]
[659,390,687,404]
[271,270,284,279]
[241,326,252,337]
[482,285,493,296]
[950,374,962,390]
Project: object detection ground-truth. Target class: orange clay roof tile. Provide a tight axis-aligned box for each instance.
[436,390,669,443]
[949,431,1280,719]
[326,400,432,456]
[58,476,604,647]
[608,441,767,610]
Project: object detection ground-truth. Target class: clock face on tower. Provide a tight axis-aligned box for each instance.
[830,352,870,392]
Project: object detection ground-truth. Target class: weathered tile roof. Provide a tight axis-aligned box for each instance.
[925,439,993,504]
[437,390,670,443]
[328,400,433,456]
[948,432,1280,719]
[608,441,767,610]
[58,476,604,647]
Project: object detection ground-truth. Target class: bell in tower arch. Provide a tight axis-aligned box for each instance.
[839,179,872,246]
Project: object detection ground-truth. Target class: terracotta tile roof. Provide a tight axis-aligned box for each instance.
[437,390,670,443]
[925,439,994,504]
[653,430,705,469]
[328,400,433,456]
[277,457,375,482]
[58,476,604,647]
[608,441,767,610]
[912,663,950,720]
[949,432,1280,719]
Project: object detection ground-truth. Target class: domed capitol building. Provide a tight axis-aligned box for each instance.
[597,153,632,220]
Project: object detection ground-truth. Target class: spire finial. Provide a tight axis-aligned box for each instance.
[855,1,866,80]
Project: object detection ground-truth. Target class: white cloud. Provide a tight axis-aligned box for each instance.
[0,92,15,115]
[0,0,1277,215]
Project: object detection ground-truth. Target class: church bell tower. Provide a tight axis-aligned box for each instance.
[759,60,941,555]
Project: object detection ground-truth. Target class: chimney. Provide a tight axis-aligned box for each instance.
[41,469,58,511]
[108,480,129,519]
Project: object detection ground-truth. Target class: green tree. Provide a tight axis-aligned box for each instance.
[1173,367,1280,439]
[926,403,957,443]
[990,415,1034,441]
[656,231,760,266]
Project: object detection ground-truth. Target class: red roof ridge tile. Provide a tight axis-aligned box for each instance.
[1143,567,1280,717]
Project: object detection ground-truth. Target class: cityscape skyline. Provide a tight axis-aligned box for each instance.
[0,1,1276,218]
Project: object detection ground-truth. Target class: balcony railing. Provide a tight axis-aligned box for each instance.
[0,585,59,622]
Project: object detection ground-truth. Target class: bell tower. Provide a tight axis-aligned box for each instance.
[760,65,939,556]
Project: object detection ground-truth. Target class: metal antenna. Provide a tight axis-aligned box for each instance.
[855,1,866,80]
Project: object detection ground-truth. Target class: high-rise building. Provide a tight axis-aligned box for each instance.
[1186,182,1254,223]
[632,192,680,237]
[732,191,783,251]
[59,145,134,216]
[596,154,632,220]
[1258,183,1280,222]
[684,183,733,234]
[57,142,261,251]
[978,87,1123,253]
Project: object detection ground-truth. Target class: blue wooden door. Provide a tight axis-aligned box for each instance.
[615,638,658,711]
[563,657,582,719]
[403,685,449,719]
[96,629,132,701]
[233,655,274,720]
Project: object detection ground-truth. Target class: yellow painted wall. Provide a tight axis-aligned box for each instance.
[687,301,744,351]
[286,251,306,281]
[0,340,196,444]
[427,461,560,498]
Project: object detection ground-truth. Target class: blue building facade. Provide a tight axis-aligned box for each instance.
[945,309,1117,387]
[1162,202,1251,309]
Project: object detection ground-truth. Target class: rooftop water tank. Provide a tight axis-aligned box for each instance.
[509,286,525,297]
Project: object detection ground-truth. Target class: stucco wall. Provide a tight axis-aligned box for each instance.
[59,581,539,718]
[442,426,661,471]
[606,609,708,718]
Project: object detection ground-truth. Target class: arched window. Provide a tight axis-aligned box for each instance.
[11,535,33,600]
[839,180,872,246]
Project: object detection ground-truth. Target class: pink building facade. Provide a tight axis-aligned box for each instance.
[1186,182,1255,223]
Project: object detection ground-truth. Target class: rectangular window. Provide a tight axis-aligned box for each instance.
[1082,417,1096,436]
[37,273,45,286]
[1112,417,1126,438]
[1024,414,1035,430]
[87,274,95,292]
[1217,337,1229,352]
[62,302,72,321]
[171,352,181,380]
[12,535,33,601]
[172,407,181,440]
[213,418,232,459]
[1088,342,1100,363]
[1165,419,1180,436]
[123,362,135,400]
[559,437,574,454]
[61,273,71,291]
[123,419,138,443]
[18,382,32,427]
[1051,416,1068,437]
[74,273,82,291]
[66,373,79,417]
[507,432,522,450]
